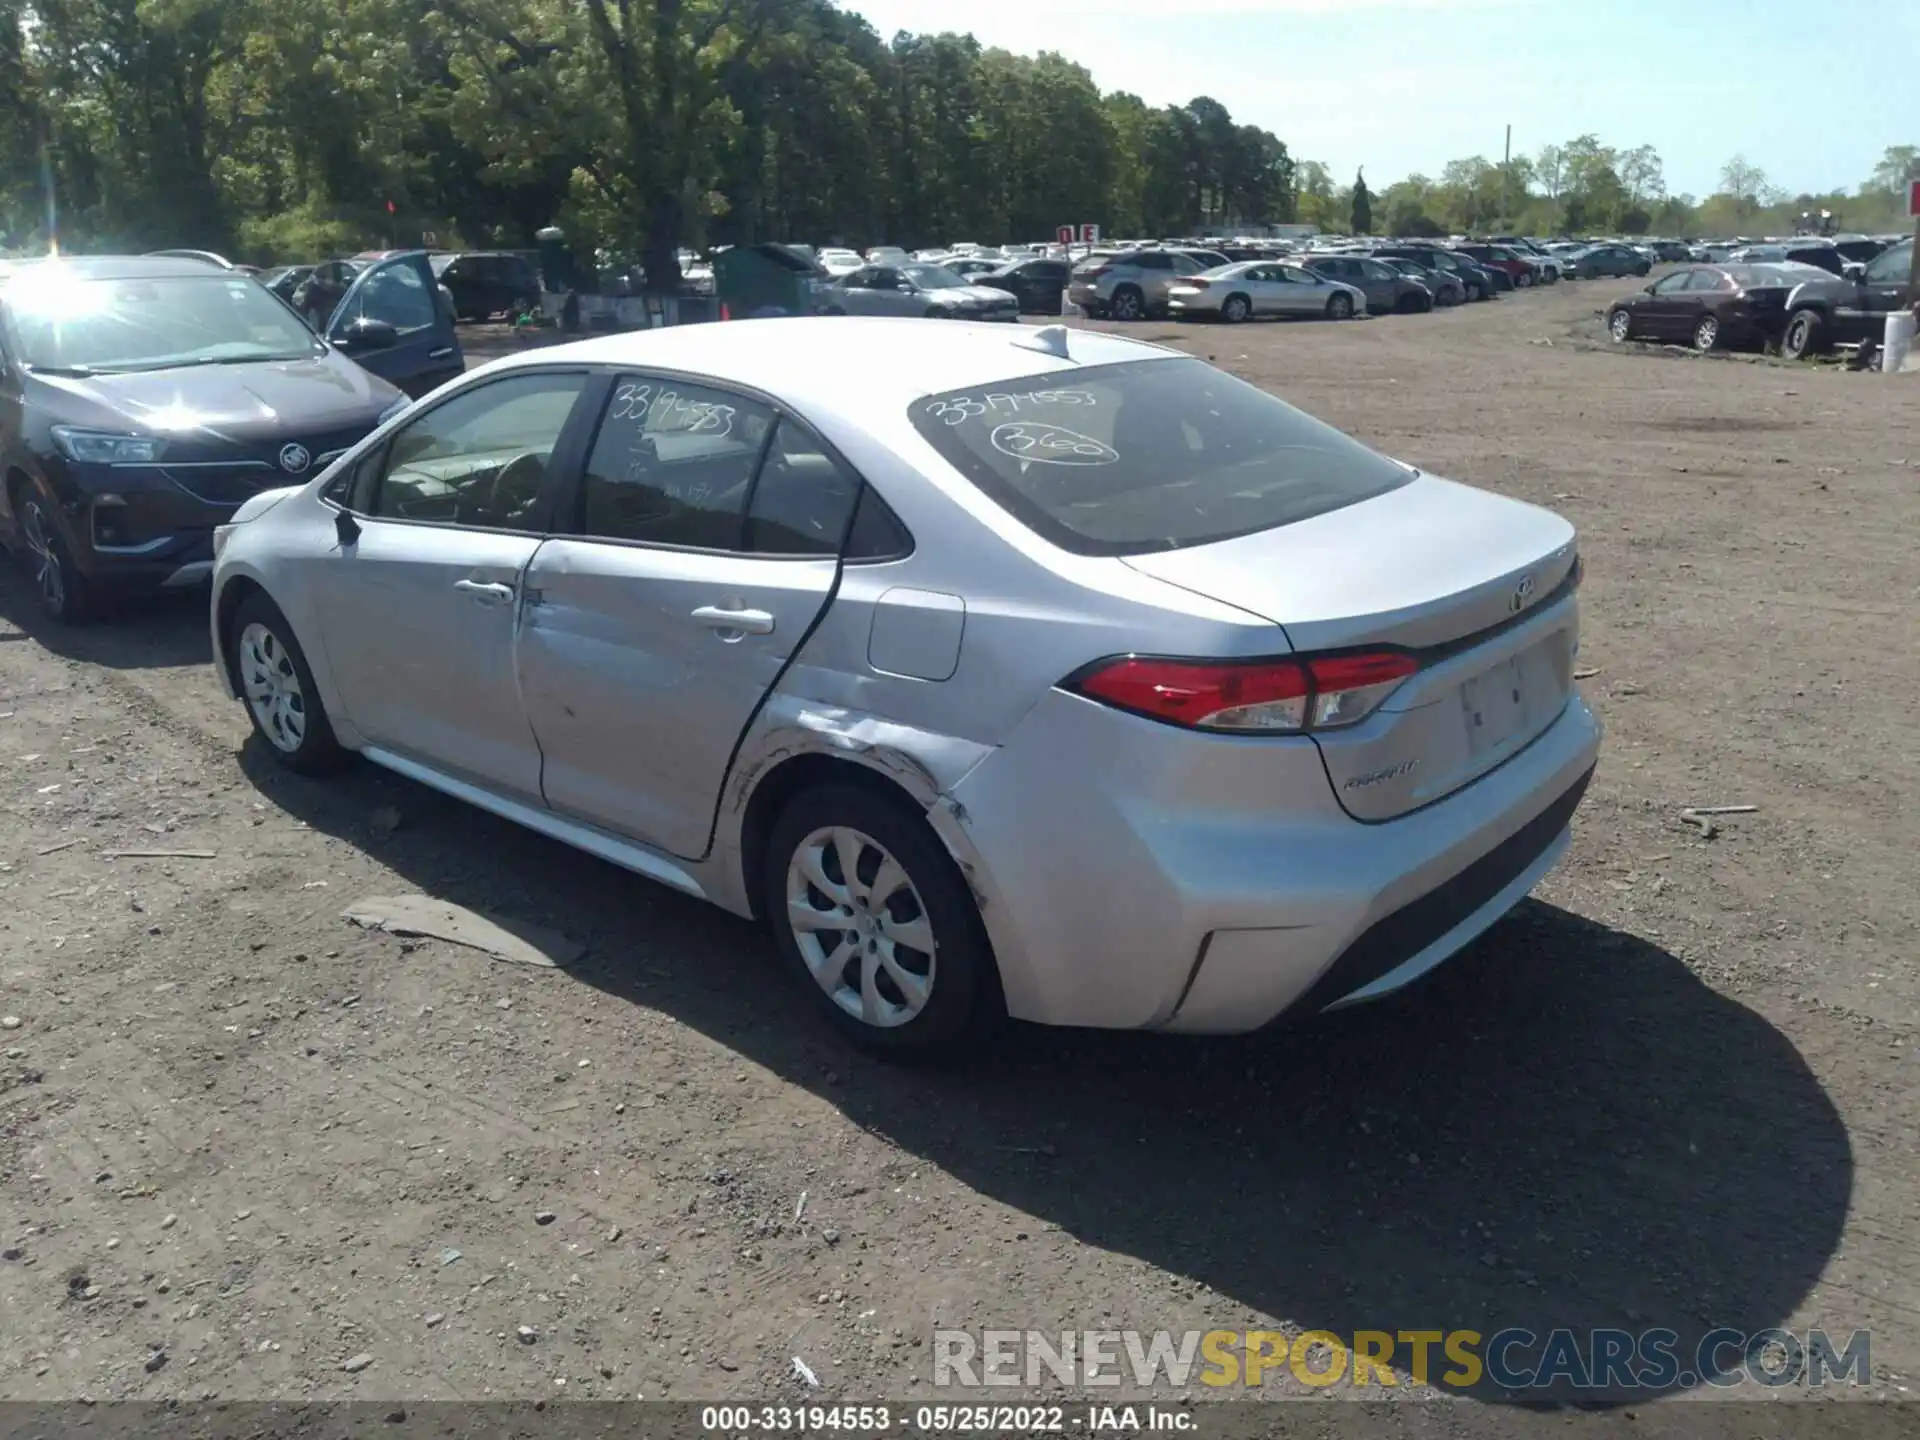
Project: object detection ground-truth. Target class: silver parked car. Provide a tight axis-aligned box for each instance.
[1067,248,1213,320]
[825,262,1019,321]
[1166,261,1367,322]
[210,320,1600,1056]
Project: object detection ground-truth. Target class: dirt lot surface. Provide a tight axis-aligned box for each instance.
[2,278,1917,1418]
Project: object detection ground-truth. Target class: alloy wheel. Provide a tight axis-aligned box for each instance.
[239,621,309,754]
[785,826,936,1029]
[1110,288,1143,321]
[1609,309,1632,343]
[1695,316,1719,351]
[20,500,63,614]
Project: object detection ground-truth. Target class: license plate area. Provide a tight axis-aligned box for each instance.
[1459,638,1566,759]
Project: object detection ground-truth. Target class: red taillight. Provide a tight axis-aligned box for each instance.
[1065,651,1418,733]
[1179,278,1212,289]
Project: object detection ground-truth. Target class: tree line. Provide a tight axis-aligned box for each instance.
[1,0,1912,291]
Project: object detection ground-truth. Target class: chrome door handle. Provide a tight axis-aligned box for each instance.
[454,579,515,603]
[691,605,775,635]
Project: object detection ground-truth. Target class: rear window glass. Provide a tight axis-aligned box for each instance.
[909,358,1412,557]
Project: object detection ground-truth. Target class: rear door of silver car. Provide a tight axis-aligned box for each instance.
[513,373,862,859]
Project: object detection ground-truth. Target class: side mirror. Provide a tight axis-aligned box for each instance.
[1645,283,1657,294]
[1842,262,1865,282]
[334,317,399,352]
[334,508,361,547]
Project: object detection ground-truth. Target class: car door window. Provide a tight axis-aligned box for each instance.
[1281,266,1316,284]
[366,371,588,529]
[1864,244,1909,285]
[1360,260,1395,281]
[1134,253,1173,271]
[871,268,906,291]
[1685,270,1728,291]
[1169,254,1203,276]
[577,376,775,549]
[1651,271,1693,295]
[336,258,438,336]
[745,419,863,556]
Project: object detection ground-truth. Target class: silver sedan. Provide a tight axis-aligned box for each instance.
[210,319,1599,1056]
[824,262,1019,321]
[1166,261,1368,322]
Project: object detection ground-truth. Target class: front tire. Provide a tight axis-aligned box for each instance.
[15,483,92,624]
[1607,308,1633,344]
[764,784,999,1057]
[1326,291,1354,320]
[1693,314,1721,352]
[1782,307,1826,361]
[1220,293,1251,323]
[229,593,344,774]
[1516,270,1534,288]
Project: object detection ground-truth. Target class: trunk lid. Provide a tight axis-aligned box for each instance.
[1123,475,1580,820]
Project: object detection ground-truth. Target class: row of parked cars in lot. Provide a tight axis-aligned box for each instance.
[0,242,1603,1057]
[1603,235,1915,358]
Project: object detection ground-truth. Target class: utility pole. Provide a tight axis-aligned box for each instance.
[1501,124,1512,230]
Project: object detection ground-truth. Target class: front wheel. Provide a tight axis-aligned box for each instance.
[1516,270,1534,288]
[1607,308,1633,344]
[1782,308,1826,361]
[229,593,345,774]
[1693,314,1721,352]
[764,784,999,1057]
[15,484,92,623]
[1220,293,1251,323]
[1326,291,1354,320]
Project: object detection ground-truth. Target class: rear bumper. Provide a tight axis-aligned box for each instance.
[946,688,1602,1033]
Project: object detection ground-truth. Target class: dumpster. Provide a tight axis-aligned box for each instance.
[712,242,827,319]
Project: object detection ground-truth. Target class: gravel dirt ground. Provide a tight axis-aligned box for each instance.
[2,276,1916,1417]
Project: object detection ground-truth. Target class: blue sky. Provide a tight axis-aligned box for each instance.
[841,0,1917,199]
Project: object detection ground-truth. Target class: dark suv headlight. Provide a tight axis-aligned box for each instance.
[52,427,166,465]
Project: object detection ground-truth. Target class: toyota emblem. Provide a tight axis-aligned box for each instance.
[1508,573,1537,614]
[278,443,312,474]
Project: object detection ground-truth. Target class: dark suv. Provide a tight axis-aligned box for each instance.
[1778,237,1915,360]
[430,251,541,322]
[0,256,414,620]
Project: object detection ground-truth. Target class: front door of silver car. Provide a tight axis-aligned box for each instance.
[312,370,592,801]
[514,376,854,858]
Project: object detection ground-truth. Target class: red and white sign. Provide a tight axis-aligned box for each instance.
[1080,223,1101,245]
[1908,176,1920,220]
[1057,225,1075,246]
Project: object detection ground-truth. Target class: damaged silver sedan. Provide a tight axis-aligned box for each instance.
[209,317,1599,1055]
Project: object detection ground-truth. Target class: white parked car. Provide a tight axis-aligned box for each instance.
[210,320,1598,1055]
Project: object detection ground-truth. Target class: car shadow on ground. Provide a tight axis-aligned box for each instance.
[239,741,1852,1406]
[0,565,212,668]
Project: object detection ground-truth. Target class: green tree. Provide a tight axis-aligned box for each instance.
[1350,168,1371,234]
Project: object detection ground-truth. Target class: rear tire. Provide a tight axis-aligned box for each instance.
[1220,293,1251,323]
[1516,270,1534,288]
[1326,291,1354,320]
[1782,307,1826,361]
[1108,285,1145,321]
[228,593,345,775]
[763,784,1000,1058]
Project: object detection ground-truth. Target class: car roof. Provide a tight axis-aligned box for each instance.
[0,254,246,283]
[474,317,1180,413]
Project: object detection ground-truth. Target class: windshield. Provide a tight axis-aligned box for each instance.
[2,271,322,372]
[902,263,967,289]
[910,358,1412,557]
